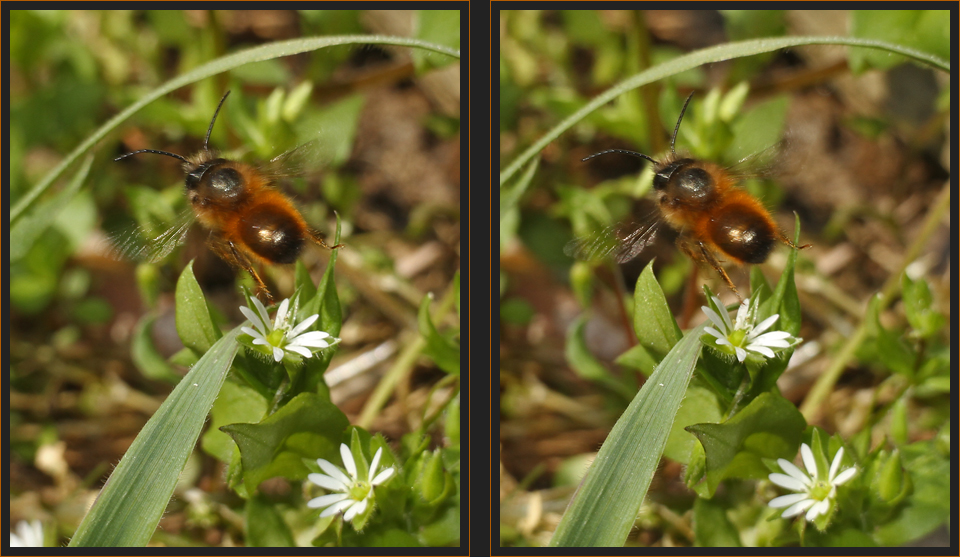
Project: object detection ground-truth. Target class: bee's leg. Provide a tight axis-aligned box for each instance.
[208,236,275,304]
[677,235,742,302]
[308,229,344,251]
[777,229,812,251]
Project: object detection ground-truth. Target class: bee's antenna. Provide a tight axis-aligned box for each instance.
[204,90,231,152]
[114,149,189,163]
[581,149,658,165]
[670,92,695,154]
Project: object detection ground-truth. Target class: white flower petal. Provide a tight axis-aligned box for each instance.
[712,296,734,328]
[308,472,347,492]
[734,346,747,362]
[289,339,330,350]
[317,459,353,486]
[344,498,368,521]
[272,346,285,362]
[289,332,335,348]
[751,336,791,349]
[10,520,43,547]
[252,338,270,346]
[284,345,314,358]
[754,330,792,341]
[752,314,780,335]
[778,459,813,487]
[800,444,819,479]
[307,492,349,508]
[341,444,358,479]
[733,301,751,329]
[319,498,355,518]
[832,467,857,486]
[769,473,807,492]
[369,448,383,479]
[240,326,263,339]
[828,447,845,480]
[250,297,271,329]
[239,306,268,335]
[372,466,395,485]
[769,493,811,508]
[287,314,319,337]
[704,326,727,341]
[273,298,290,329]
[702,306,729,332]
[782,498,815,518]
[806,499,830,521]
[746,344,775,358]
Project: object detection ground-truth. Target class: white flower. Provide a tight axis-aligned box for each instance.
[768,443,857,522]
[702,295,798,363]
[240,296,339,363]
[10,520,44,547]
[307,444,395,523]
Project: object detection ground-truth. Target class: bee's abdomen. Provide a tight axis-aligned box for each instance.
[241,203,306,264]
[708,202,776,264]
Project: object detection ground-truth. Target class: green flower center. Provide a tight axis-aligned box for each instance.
[809,479,832,501]
[349,481,371,501]
[267,328,286,348]
[727,328,747,347]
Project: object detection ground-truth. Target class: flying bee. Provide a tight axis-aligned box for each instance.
[112,90,342,304]
[565,92,810,300]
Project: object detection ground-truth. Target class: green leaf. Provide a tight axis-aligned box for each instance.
[444,394,460,446]
[687,392,806,496]
[413,10,460,72]
[201,380,269,464]
[245,493,295,547]
[417,500,460,547]
[69,328,241,546]
[417,449,451,504]
[861,294,916,378]
[663,383,723,464]
[419,293,460,376]
[633,261,682,357]
[693,497,742,547]
[130,312,181,384]
[849,10,950,73]
[293,214,342,398]
[614,343,658,377]
[550,320,706,547]
[293,260,318,303]
[305,213,341,339]
[874,440,950,545]
[339,526,422,547]
[175,261,221,353]
[221,392,349,493]
[876,449,908,504]
[901,273,945,338]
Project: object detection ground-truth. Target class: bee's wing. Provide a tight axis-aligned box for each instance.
[726,131,807,182]
[564,216,661,264]
[260,138,325,180]
[109,209,195,263]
